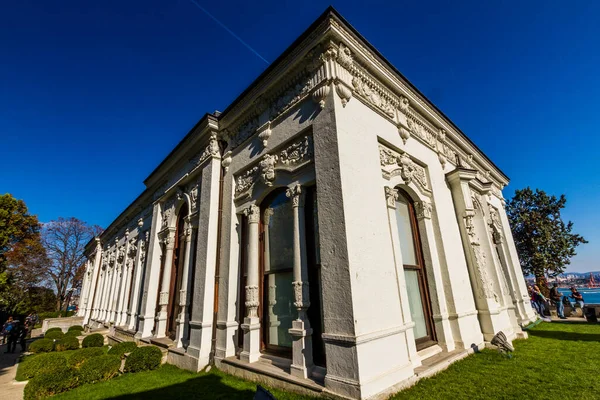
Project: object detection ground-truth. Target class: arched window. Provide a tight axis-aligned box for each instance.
[394,190,436,349]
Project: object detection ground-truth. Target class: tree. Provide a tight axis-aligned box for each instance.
[506,187,588,289]
[41,217,102,311]
[0,194,41,271]
[0,194,51,313]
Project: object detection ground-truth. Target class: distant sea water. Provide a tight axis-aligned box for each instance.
[558,288,600,305]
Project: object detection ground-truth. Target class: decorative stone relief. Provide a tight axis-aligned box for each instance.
[108,249,116,267]
[463,210,496,301]
[398,153,416,184]
[245,285,259,317]
[378,144,430,193]
[139,232,148,265]
[352,75,396,117]
[292,281,311,309]
[161,204,173,229]
[384,187,399,208]
[312,84,331,109]
[257,123,272,147]
[488,206,504,244]
[244,204,260,224]
[234,135,314,198]
[336,43,353,69]
[126,238,137,269]
[259,154,278,186]
[159,291,169,306]
[415,201,432,220]
[335,81,352,107]
[189,184,198,212]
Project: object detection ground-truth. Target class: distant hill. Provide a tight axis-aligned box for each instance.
[560,271,600,278]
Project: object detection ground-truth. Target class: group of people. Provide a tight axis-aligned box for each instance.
[1,313,38,353]
[528,283,585,319]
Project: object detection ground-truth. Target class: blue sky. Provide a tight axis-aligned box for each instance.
[1,1,598,272]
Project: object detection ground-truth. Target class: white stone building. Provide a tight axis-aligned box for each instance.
[79,8,536,399]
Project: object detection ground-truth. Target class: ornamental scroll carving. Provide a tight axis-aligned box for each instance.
[379,144,430,193]
[234,135,314,198]
[286,184,304,207]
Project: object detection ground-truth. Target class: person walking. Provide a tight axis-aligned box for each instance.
[550,282,567,319]
[4,320,20,353]
[1,317,14,346]
[19,322,29,352]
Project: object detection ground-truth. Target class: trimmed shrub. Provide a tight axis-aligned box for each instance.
[124,346,162,373]
[64,330,80,337]
[67,347,105,369]
[82,333,104,348]
[68,325,84,332]
[29,339,54,354]
[107,341,138,359]
[44,327,62,335]
[55,335,80,351]
[78,355,121,384]
[24,368,78,400]
[17,353,68,380]
[44,330,64,340]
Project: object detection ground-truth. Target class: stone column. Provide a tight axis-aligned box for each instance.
[384,187,420,367]
[109,244,124,323]
[287,184,314,379]
[118,236,137,326]
[129,231,148,331]
[156,228,176,338]
[78,260,91,317]
[240,204,261,363]
[175,218,194,348]
[100,253,113,322]
[446,168,506,341]
[84,241,103,326]
[116,237,131,326]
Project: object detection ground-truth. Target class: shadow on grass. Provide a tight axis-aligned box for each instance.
[528,329,600,342]
[107,373,255,400]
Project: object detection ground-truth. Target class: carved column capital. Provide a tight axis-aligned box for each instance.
[286,184,304,208]
[244,204,260,224]
[415,201,433,220]
[384,187,399,208]
[293,281,311,310]
[245,285,259,317]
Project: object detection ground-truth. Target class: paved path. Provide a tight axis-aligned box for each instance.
[0,342,26,400]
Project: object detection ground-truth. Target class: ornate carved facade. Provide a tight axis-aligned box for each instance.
[80,8,535,400]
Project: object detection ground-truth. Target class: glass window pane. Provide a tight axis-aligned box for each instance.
[265,192,294,272]
[395,198,417,265]
[404,269,428,339]
[266,271,295,348]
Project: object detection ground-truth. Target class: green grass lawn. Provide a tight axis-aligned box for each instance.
[394,321,600,399]
[33,321,600,399]
[52,364,313,400]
